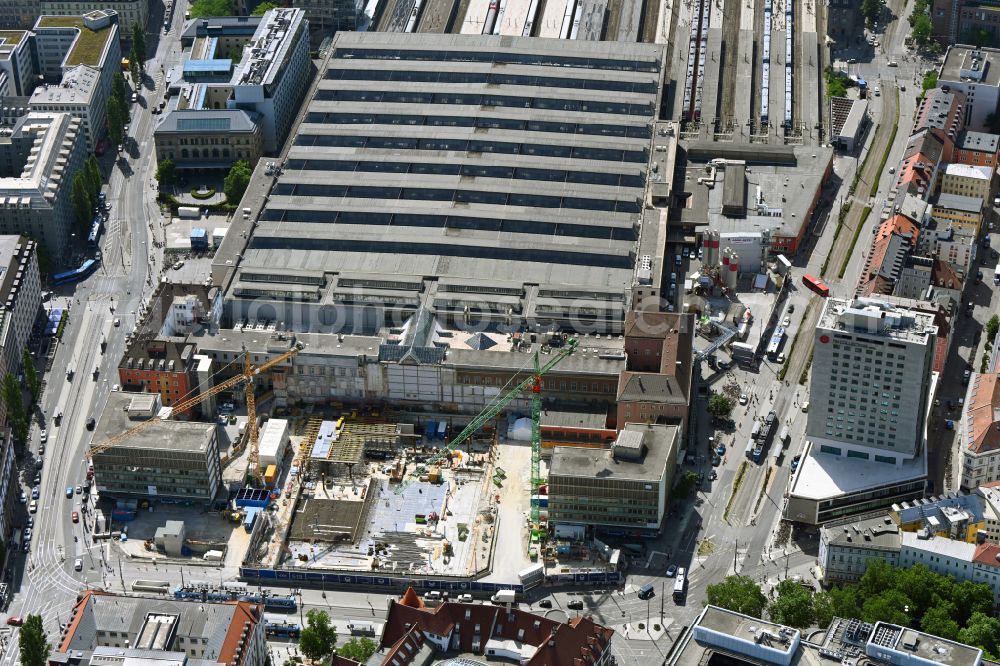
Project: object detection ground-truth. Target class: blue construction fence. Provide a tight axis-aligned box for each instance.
[239,568,622,591]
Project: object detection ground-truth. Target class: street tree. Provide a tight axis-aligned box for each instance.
[707,393,734,419]
[224,160,253,204]
[72,173,93,232]
[85,154,102,196]
[2,373,26,443]
[911,13,932,44]
[252,1,278,14]
[18,614,49,666]
[156,159,178,189]
[107,95,126,147]
[768,580,813,628]
[337,637,378,662]
[131,23,146,75]
[21,349,38,403]
[112,72,127,108]
[959,612,1000,660]
[129,53,142,87]
[299,609,337,662]
[861,0,880,28]
[706,575,767,618]
[988,315,1000,344]
[857,560,899,601]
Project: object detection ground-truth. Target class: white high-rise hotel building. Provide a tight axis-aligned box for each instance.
[807,297,937,466]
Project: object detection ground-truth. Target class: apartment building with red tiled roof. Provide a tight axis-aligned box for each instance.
[49,590,267,666]
[373,590,614,666]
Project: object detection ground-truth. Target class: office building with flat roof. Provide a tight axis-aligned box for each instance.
[670,607,984,666]
[808,297,938,464]
[29,12,121,150]
[230,8,310,153]
[0,0,37,30]
[39,0,147,37]
[0,112,86,259]
[92,391,221,502]
[548,423,678,534]
[0,235,36,542]
[939,46,1000,132]
[0,31,35,97]
[228,32,667,336]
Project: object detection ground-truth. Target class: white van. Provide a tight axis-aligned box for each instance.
[801,402,810,413]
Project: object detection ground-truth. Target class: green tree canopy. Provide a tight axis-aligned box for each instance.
[85,154,102,196]
[988,315,1000,344]
[861,589,912,626]
[337,637,378,662]
[156,159,178,189]
[857,560,900,601]
[224,160,253,204]
[18,614,49,666]
[112,72,127,108]
[768,580,814,628]
[811,591,836,629]
[861,0,880,28]
[252,1,279,14]
[707,393,734,419]
[706,575,767,619]
[131,22,145,74]
[107,95,126,146]
[950,580,995,627]
[921,600,960,641]
[959,612,1000,659]
[299,610,337,662]
[911,13,932,45]
[72,173,93,233]
[21,349,38,403]
[189,0,236,17]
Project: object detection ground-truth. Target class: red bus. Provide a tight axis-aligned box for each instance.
[802,273,830,297]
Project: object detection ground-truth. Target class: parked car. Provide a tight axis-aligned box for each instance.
[86,417,96,430]
[39,430,47,443]
[538,599,552,608]
[567,600,584,610]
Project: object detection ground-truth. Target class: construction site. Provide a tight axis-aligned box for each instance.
[234,339,623,584]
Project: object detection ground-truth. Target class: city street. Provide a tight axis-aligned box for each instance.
[0,5,188,661]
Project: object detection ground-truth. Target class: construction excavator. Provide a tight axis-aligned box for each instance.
[87,340,305,481]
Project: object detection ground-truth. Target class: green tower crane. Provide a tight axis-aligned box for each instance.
[397,338,579,537]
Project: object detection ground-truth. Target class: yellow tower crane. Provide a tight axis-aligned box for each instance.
[87,341,305,479]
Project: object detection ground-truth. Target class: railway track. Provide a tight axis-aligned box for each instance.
[417,0,456,31]
[750,0,763,133]
[716,0,740,129]
[792,0,803,133]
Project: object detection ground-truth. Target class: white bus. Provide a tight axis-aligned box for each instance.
[673,567,687,601]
